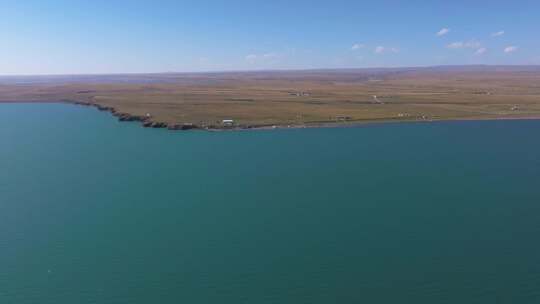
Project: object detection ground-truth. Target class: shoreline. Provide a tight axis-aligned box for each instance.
[2,99,540,132]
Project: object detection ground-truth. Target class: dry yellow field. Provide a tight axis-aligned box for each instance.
[1,66,540,129]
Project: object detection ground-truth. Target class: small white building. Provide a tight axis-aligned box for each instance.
[222,119,234,126]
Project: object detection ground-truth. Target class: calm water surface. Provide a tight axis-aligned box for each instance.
[1,103,540,303]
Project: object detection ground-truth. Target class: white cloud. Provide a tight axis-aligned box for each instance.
[245,54,258,63]
[462,41,481,49]
[491,31,505,37]
[447,42,464,49]
[475,48,487,55]
[351,43,364,50]
[436,28,451,37]
[504,46,518,53]
[447,40,481,50]
[374,46,399,54]
[262,53,278,59]
[245,53,279,64]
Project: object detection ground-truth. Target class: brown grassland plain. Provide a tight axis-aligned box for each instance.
[1,66,540,129]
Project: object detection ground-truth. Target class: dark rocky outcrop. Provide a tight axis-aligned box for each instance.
[182,123,197,130]
[70,101,205,131]
[72,101,91,106]
[115,113,145,122]
[142,121,167,128]
[151,122,168,128]
[168,123,198,130]
[96,105,114,112]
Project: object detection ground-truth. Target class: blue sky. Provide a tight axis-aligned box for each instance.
[1,0,539,74]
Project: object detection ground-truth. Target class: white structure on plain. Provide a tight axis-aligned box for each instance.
[222,119,234,126]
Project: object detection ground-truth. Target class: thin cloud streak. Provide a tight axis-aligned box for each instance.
[351,43,365,50]
[447,40,481,50]
[475,48,487,55]
[374,46,399,54]
[436,28,450,37]
[504,46,518,53]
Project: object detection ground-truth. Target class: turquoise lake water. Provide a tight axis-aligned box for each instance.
[1,103,540,303]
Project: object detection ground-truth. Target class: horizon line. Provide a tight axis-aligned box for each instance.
[1,64,539,78]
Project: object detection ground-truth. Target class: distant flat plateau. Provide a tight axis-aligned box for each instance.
[1,66,540,129]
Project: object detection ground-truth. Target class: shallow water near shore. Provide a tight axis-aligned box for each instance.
[1,103,540,303]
